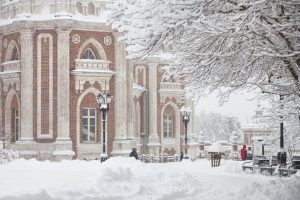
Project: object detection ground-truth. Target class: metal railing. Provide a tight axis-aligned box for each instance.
[140,154,180,163]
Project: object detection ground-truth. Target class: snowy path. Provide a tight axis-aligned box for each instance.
[0,158,299,200]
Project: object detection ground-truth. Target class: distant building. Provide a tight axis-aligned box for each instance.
[243,126,273,146]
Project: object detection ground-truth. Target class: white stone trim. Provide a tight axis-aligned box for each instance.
[72,34,80,44]
[113,33,127,140]
[135,102,141,138]
[77,37,107,60]
[148,63,159,138]
[134,65,146,87]
[56,29,71,141]
[37,33,53,139]
[3,38,7,48]
[160,101,181,154]
[20,29,34,141]
[103,35,112,46]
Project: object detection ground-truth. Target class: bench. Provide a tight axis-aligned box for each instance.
[278,156,300,177]
[242,155,270,173]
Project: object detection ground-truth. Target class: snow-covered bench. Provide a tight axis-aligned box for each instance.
[278,156,300,177]
[242,155,270,173]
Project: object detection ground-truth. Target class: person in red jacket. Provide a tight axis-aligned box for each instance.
[240,144,247,161]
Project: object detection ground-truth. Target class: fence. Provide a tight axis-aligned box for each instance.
[140,154,180,163]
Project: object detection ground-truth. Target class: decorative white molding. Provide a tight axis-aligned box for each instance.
[1,60,21,72]
[3,38,7,48]
[0,61,21,92]
[159,82,184,104]
[134,65,146,87]
[75,59,111,70]
[71,59,114,91]
[77,37,107,60]
[133,83,146,99]
[104,35,112,45]
[37,33,54,139]
[72,34,81,44]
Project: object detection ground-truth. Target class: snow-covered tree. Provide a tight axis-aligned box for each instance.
[109,0,300,149]
[195,111,242,142]
[109,0,300,105]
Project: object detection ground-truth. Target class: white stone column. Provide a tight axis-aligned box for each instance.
[127,59,135,140]
[113,33,127,140]
[56,29,71,142]
[147,63,160,156]
[53,29,74,161]
[20,29,34,142]
[111,33,136,156]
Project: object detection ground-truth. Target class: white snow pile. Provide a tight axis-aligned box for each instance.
[0,149,19,165]
[0,158,299,200]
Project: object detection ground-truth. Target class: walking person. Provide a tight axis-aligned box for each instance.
[180,151,184,161]
[240,144,247,161]
[129,148,139,160]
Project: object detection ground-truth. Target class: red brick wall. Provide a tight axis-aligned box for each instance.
[41,38,50,135]
[10,94,18,142]
[33,30,57,143]
[69,30,115,157]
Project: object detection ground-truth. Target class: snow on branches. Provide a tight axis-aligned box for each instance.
[109,0,300,98]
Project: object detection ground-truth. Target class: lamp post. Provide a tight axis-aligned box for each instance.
[277,94,286,166]
[96,91,112,163]
[180,106,191,158]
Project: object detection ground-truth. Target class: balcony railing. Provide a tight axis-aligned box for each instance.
[0,0,108,20]
[1,60,21,73]
[75,59,111,71]
[160,82,182,91]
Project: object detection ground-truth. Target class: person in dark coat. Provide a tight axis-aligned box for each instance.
[240,144,247,161]
[180,152,184,161]
[129,148,139,160]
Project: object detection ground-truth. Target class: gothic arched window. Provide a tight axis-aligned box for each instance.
[82,48,96,59]
[88,3,95,15]
[76,2,83,14]
[11,47,19,61]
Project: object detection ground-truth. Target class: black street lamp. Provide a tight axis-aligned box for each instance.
[277,94,286,166]
[96,91,112,163]
[180,106,191,158]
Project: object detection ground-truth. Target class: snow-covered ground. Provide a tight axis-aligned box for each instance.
[0,158,299,200]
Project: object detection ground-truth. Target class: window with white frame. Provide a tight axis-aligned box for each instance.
[82,48,96,59]
[163,115,173,138]
[82,108,97,142]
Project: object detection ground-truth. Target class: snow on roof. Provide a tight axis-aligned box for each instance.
[0,0,110,26]
[208,141,225,153]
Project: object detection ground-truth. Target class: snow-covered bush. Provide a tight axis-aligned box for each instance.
[0,149,19,165]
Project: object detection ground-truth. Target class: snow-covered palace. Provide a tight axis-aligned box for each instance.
[0,0,196,160]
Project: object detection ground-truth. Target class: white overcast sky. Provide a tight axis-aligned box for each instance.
[196,90,261,127]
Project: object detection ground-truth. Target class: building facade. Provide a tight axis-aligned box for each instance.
[0,0,194,160]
